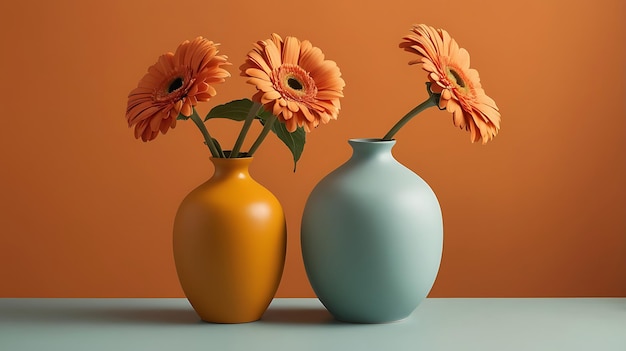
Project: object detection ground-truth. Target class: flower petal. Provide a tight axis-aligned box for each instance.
[125,37,230,141]
[400,24,501,143]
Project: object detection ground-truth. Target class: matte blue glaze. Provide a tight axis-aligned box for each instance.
[301,138,443,323]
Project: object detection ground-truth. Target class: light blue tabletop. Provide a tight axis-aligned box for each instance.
[1,298,624,350]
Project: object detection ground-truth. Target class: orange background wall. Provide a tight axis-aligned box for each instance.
[0,0,624,298]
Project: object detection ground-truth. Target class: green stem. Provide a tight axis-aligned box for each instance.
[247,114,277,157]
[190,108,222,158]
[382,94,438,140]
[230,102,262,158]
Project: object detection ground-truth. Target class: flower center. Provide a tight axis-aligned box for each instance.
[274,64,317,101]
[168,77,184,93]
[287,77,304,90]
[447,68,466,88]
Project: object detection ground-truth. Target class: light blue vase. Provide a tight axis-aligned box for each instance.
[301,138,443,323]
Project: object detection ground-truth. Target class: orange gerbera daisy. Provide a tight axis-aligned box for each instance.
[240,34,345,132]
[400,24,500,144]
[126,37,231,141]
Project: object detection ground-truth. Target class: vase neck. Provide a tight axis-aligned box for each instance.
[348,138,396,162]
[210,157,253,180]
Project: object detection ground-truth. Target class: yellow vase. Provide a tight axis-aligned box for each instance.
[173,157,286,323]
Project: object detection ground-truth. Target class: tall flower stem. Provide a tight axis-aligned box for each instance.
[190,108,223,158]
[230,102,262,158]
[248,114,277,157]
[383,95,438,140]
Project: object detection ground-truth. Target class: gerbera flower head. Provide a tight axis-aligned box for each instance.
[126,37,231,141]
[400,24,501,144]
[240,33,345,132]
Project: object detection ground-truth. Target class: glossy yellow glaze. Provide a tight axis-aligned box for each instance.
[173,157,286,323]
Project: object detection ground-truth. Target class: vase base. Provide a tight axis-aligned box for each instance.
[199,317,261,324]
[333,315,411,324]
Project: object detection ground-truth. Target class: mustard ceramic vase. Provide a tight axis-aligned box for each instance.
[173,157,286,323]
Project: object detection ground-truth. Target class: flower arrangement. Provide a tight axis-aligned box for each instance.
[383,24,501,143]
[126,24,499,169]
[126,35,345,169]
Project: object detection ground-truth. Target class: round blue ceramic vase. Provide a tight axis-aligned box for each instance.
[301,138,443,323]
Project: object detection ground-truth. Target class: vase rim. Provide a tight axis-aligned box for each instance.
[210,156,253,159]
[211,150,253,160]
[210,156,254,166]
[348,138,396,144]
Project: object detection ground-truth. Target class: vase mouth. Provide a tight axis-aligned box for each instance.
[212,151,252,159]
[210,157,253,160]
[348,138,396,144]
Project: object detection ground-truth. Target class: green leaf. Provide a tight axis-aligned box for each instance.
[262,119,305,172]
[279,124,305,172]
[206,98,305,170]
[205,99,256,121]
[211,138,224,157]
